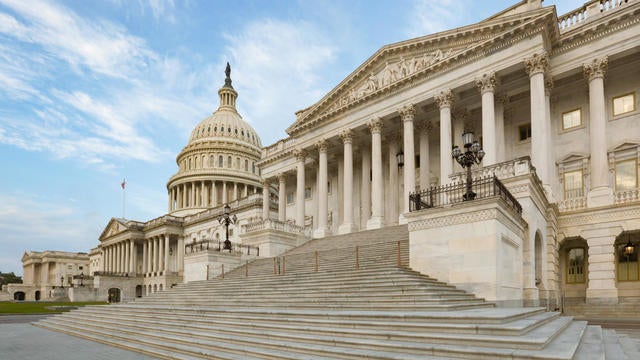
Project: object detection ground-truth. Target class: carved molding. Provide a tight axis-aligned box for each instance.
[524,52,549,76]
[544,76,554,96]
[294,149,307,162]
[409,209,498,231]
[435,89,454,109]
[583,56,608,82]
[476,72,497,94]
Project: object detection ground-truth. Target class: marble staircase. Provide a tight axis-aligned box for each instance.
[34,225,633,359]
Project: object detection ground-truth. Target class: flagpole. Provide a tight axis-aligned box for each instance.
[121,179,126,219]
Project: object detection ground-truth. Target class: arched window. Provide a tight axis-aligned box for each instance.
[245,159,249,171]
[227,156,232,168]
[218,155,223,167]
[209,155,214,168]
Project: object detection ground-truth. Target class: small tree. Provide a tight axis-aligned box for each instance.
[0,272,23,286]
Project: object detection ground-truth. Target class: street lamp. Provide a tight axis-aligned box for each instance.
[452,130,485,201]
[80,272,84,287]
[60,276,64,288]
[217,204,237,252]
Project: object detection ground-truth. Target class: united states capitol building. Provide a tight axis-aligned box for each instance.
[8,0,640,315]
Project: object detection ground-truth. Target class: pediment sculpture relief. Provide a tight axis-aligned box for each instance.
[325,48,456,114]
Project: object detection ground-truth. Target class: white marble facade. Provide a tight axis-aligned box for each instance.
[16,0,640,307]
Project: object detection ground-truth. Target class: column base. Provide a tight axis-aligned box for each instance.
[313,227,331,239]
[398,213,408,225]
[586,288,619,305]
[338,223,356,235]
[367,217,385,230]
[523,287,540,307]
[587,186,614,208]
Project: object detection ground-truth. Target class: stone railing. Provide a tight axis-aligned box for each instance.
[144,214,183,230]
[557,196,587,212]
[185,239,259,256]
[558,0,633,32]
[241,218,311,237]
[449,156,536,183]
[615,188,640,205]
[263,137,296,157]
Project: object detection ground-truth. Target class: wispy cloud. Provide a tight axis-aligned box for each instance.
[223,18,337,144]
[0,192,100,274]
[0,0,211,168]
[404,0,467,39]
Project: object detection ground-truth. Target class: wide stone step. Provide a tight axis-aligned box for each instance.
[72,307,558,336]
[57,310,570,350]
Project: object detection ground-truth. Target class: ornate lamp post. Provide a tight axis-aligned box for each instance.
[60,276,64,288]
[217,204,237,252]
[452,130,485,201]
[80,272,84,287]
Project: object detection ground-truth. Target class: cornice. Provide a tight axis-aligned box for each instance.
[286,9,557,138]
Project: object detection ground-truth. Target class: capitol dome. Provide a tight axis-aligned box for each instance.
[167,63,263,216]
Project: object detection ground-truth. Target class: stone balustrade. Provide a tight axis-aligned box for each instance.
[614,188,640,205]
[449,156,535,183]
[557,196,587,212]
[558,0,634,32]
[241,218,311,237]
[263,137,296,157]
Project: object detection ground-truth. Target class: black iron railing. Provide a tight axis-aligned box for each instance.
[409,175,522,215]
[185,240,259,256]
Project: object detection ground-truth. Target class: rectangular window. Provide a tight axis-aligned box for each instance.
[286,192,294,204]
[518,123,531,141]
[566,248,585,284]
[615,159,637,191]
[618,242,639,281]
[613,93,636,116]
[304,187,312,200]
[562,109,581,130]
[563,170,583,199]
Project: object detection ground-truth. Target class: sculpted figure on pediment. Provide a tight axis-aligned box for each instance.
[381,62,397,87]
[398,56,409,78]
[363,72,379,95]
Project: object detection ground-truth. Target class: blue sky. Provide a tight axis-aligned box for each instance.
[0,0,583,275]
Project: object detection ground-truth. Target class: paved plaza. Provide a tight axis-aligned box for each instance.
[0,315,157,360]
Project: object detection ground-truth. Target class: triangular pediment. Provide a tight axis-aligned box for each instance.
[609,140,640,153]
[286,6,558,136]
[557,152,589,164]
[99,218,129,241]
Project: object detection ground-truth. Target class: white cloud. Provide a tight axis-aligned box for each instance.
[404,0,466,38]
[223,18,337,144]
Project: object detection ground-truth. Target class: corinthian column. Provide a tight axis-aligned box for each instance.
[525,52,551,192]
[584,57,613,207]
[360,146,371,226]
[339,130,356,234]
[164,234,170,273]
[295,149,307,226]
[400,104,416,215]
[367,118,385,229]
[418,121,432,190]
[476,72,497,165]
[262,179,270,220]
[315,140,329,237]
[435,89,454,184]
[278,173,286,221]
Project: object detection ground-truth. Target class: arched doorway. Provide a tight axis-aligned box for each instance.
[559,236,588,306]
[615,231,639,299]
[108,288,121,303]
[35,290,41,301]
[14,291,25,301]
[135,285,142,298]
[534,231,544,290]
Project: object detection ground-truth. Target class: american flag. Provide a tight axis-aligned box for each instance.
[121,179,126,189]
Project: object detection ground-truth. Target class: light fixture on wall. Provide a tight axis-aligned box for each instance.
[624,234,635,256]
[396,151,404,168]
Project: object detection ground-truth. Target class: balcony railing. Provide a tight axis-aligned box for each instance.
[241,218,312,237]
[409,175,522,216]
[558,0,633,32]
[185,239,259,256]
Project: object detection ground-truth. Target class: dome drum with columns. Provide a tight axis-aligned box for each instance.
[167,63,263,217]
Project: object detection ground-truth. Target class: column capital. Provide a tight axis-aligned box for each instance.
[277,172,287,183]
[315,139,328,152]
[415,120,433,133]
[524,52,549,76]
[583,56,608,81]
[339,129,353,144]
[475,72,497,94]
[261,178,270,187]
[544,75,554,96]
[496,92,510,105]
[294,149,307,161]
[399,103,416,122]
[367,117,383,134]
[435,89,454,109]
